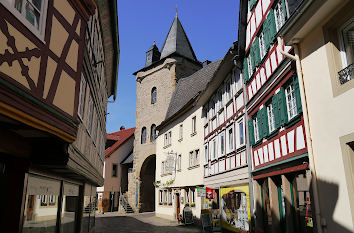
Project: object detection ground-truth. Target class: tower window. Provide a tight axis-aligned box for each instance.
[151,87,157,104]
[150,124,156,142]
[141,127,147,144]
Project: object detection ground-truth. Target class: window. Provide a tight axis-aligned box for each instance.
[217,89,223,110]
[285,83,297,120]
[247,56,253,78]
[185,189,190,203]
[177,154,181,171]
[92,111,98,142]
[159,190,163,204]
[228,127,234,151]
[112,164,117,177]
[151,87,157,104]
[212,138,217,160]
[239,121,244,145]
[150,124,156,142]
[189,151,194,167]
[195,149,200,165]
[179,124,183,140]
[168,190,172,205]
[210,99,216,117]
[220,133,225,156]
[78,75,87,119]
[267,104,276,132]
[87,97,94,134]
[7,0,47,33]
[40,194,47,206]
[164,190,168,204]
[259,31,266,59]
[254,117,260,142]
[226,79,232,100]
[204,144,209,164]
[338,18,354,84]
[141,127,147,144]
[274,0,286,32]
[192,116,197,134]
[168,131,172,145]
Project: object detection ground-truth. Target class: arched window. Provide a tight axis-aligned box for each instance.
[141,127,147,144]
[150,124,156,142]
[151,87,157,104]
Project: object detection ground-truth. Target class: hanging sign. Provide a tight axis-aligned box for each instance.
[206,187,215,199]
[196,187,206,197]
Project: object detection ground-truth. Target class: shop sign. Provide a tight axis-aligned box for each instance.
[206,187,215,199]
[196,187,206,197]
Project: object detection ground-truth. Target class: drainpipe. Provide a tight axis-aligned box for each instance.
[277,37,324,233]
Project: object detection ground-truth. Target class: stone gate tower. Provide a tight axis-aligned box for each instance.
[127,14,202,212]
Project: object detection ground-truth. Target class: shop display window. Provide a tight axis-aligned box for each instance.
[23,175,60,233]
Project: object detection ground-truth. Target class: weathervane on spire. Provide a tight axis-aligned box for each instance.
[174,4,178,17]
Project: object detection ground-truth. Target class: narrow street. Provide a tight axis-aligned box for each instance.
[95,212,202,233]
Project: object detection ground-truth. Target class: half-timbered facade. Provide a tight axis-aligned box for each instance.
[238,0,313,232]
[199,45,252,232]
[0,0,119,232]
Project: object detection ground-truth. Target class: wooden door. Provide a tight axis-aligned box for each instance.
[176,193,180,218]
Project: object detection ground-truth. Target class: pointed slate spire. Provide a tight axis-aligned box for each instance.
[160,15,198,61]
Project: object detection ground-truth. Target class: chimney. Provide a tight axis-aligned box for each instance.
[202,60,211,67]
[120,126,125,130]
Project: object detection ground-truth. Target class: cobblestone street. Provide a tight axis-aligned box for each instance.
[95,212,202,233]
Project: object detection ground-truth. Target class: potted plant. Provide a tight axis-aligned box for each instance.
[191,203,195,207]
[185,202,190,207]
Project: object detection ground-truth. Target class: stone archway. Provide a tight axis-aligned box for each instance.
[139,154,156,212]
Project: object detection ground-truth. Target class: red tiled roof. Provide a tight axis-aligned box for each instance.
[105,127,135,158]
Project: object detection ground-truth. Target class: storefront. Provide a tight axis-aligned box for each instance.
[201,184,251,232]
[21,172,97,233]
[253,169,314,233]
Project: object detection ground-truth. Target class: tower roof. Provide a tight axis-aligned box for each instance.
[160,15,198,61]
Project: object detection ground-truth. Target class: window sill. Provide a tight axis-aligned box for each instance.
[285,114,302,129]
[178,138,183,142]
[266,129,279,140]
[177,169,181,172]
[252,139,263,148]
[188,164,200,170]
[161,173,172,177]
[190,132,197,137]
[163,144,171,149]
[217,107,224,114]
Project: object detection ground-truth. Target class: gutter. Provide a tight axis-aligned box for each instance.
[110,0,119,101]
[277,37,325,233]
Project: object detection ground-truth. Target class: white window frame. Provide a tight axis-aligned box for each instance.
[259,30,266,59]
[189,151,194,167]
[159,190,163,204]
[339,17,354,68]
[204,143,209,165]
[177,154,181,171]
[254,118,260,142]
[247,56,253,77]
[237,119,245,147]
[192,116,197,134]
[274,1,285,32]
[179,124,183,140]
[219,131,226,157]
[227,126,234,152]
[285,84,297,120]
[267,104,276,132]
[0,0,48,41]
[195,149,200,165]
[225,78,232,101]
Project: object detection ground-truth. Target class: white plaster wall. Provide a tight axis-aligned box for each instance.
[300,24,354,231]
[155,106,205,219]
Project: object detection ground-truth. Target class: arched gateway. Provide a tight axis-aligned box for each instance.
[139,155,156,212]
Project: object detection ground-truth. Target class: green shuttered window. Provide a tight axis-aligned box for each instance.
[248,118,255,146]
[243,58,249,84]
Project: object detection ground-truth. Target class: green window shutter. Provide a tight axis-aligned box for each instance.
[263,20,270,51]
[254,37,261,66]
[272,95,280,129]
[268,9,276,43]
[250,0,257,11]
[277,89,288,125]
[293,77,303,114]
[250,45,255,72]
[257,110,263,139]
[248,117,255,146]
[262,107,269,137]
[243,57,249,84]
[282,0,287,21]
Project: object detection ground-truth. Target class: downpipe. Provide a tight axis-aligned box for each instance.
[277,37,325,233]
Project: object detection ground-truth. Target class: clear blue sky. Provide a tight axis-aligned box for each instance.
[106,0,239,133]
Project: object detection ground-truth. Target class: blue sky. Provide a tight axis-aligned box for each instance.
[106,0,239,133]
